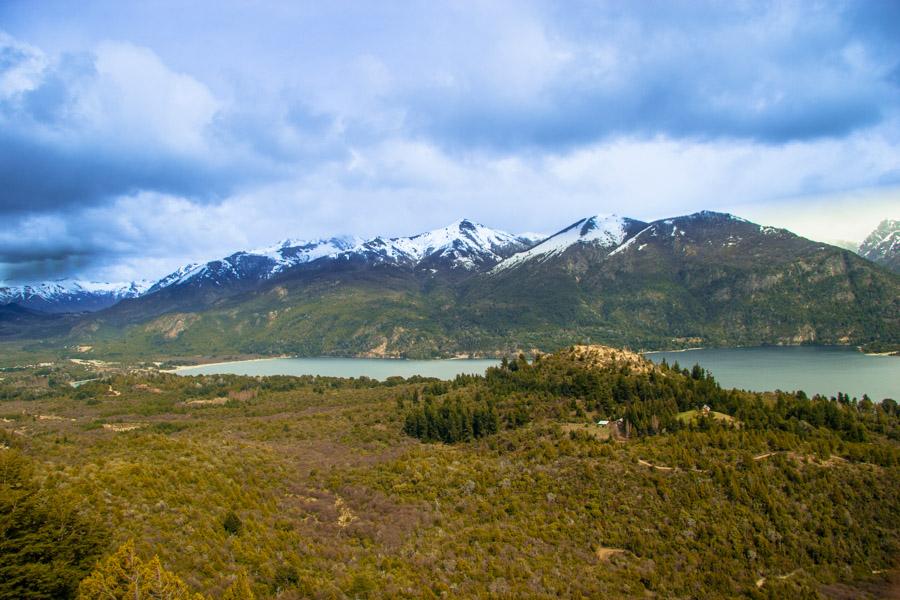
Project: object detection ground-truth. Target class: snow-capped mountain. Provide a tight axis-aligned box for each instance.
[858,219,899,273]
[493,214,648,271]
[1,220,537,311]
[147,220,538,294]
[146,236,362,293]
[346,219,538,271]
[0,280,151,313]
[491,211,797,272]
[11,211,865,318]
[7,210,898,356]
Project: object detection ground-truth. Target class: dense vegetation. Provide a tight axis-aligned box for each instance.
[0,433,107,599]
[0,346,897,598]
[402,348,896,447]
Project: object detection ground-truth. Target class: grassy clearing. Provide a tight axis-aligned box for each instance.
[676,408,737,425]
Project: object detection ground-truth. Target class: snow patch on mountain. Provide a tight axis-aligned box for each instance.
[351,219,532,269]
[858,219,899,273]
[859,219,899,259]
[148,263,205,292]
[493,215,630,271]
[251,236,362,272]
[609,226,652,256]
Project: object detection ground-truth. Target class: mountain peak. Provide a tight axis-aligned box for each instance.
[359,219,531,270]
[859,219,899,273]
[579,214,624,237]
[664,211,748,224]
[493,214,646,271]
[453,218,478,230]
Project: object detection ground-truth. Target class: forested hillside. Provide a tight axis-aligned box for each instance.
[1,345,897,598]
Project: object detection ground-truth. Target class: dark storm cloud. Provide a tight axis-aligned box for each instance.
[0,130,242,214]
[0,215,102,282]
[0,256,95,283]
[0,36,294,217]
[405,78,885,151]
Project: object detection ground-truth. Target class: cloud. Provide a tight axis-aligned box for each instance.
[396,1,899,150]
[3,127,899,284]
[0,2,898,283]
[0,34,276,214]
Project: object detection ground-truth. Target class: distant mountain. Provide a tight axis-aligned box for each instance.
[146,236,362,294]
[62,210,898,359]
[858,219,899,274]
[823,239,860,253]
[0,280,151,313]
[56,220,543,331]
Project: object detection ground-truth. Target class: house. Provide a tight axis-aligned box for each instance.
[701,404,711,415]
[596,420,610,426]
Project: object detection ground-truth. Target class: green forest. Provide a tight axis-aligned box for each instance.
[1,345,897,598]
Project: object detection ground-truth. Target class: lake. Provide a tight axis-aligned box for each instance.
[173,346,899,400]
[174,357,501,381]
[645,346,898,400]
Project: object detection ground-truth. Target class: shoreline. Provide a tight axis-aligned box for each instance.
[163,355,294,373]
[161,344,897,374]
[164,354,500,373]
[642,347,706,355]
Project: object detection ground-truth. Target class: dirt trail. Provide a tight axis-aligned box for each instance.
[637,459,674,471]
[754,451,848,468]
[756,569,802,588]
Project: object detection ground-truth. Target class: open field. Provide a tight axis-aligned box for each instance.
[676,408,738,425]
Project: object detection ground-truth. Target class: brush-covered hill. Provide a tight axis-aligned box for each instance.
[2,343,898,598]
[466,211,900,351]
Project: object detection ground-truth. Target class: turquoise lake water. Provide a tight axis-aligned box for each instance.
[174,346,899,400]
[644,346,898,400]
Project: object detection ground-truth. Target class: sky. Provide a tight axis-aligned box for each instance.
[1,0,898,284]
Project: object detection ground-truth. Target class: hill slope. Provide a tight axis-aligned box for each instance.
[1,344,897,598]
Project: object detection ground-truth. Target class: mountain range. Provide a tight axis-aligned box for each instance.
[0,280,151,313]
[0,210,886,358]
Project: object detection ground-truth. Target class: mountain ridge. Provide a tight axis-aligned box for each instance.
[10,212,897,314]
[59,210,898,359]
[4,211,898,358]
